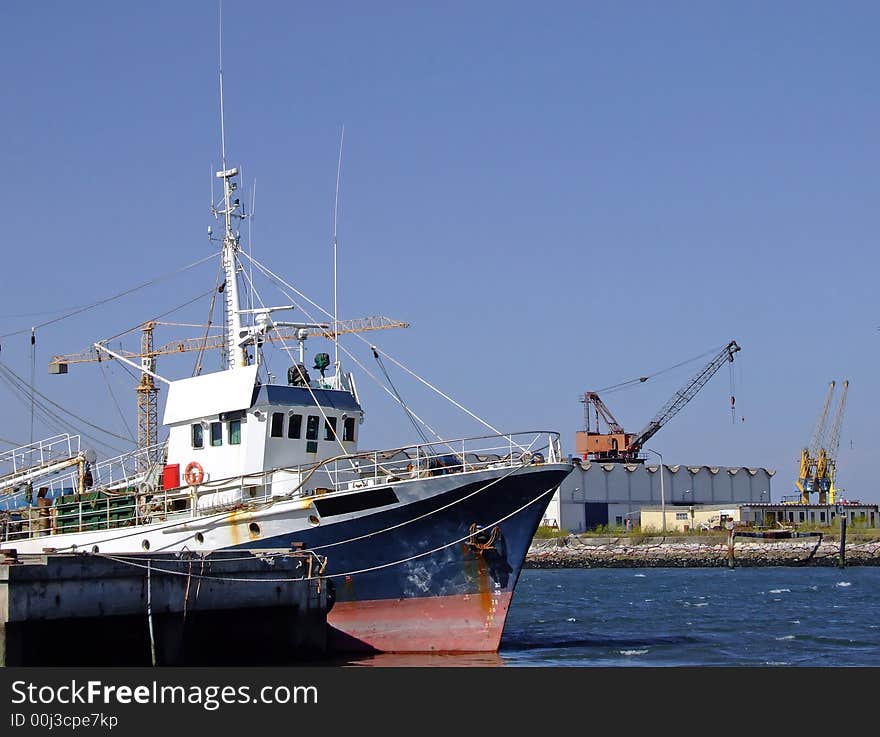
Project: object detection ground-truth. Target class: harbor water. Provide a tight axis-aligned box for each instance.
[342,567,880,666]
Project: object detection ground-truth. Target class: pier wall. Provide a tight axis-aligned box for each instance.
[0,551,330,666]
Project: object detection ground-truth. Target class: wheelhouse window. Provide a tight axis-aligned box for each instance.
[306,415,319,441]
[228,419,241,445]
[270,412,284,438]
[343,417,356,442]
[210,421,222,447]
[324,416,338,441]
[288,413,302,439]
[191,423,204,449]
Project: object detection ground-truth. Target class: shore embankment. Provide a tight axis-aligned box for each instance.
[525,533,880,568]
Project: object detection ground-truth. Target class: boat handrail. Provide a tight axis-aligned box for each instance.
[0,433,81,475]
[0,431,565,543]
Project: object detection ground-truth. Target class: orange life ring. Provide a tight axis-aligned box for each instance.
[184,461,205,486]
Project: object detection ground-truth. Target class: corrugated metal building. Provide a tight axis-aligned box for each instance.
[542,459,775,532]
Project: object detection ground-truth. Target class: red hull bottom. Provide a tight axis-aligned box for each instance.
[327,591,515,653]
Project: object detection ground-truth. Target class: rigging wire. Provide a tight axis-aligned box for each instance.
[0,379,124,456]
[98,289,217,346]
[91,470,555,583]
[43,442,545,555]
[8,286,220,453]
[29,328,35,446]
[240,258,451,450]
[241,252,522,449]
[193,263,225,377]
[0,368,124,457]
[247,178,256,314]
[0,360,132,445]
[235,259,353,460]
[370,344,511,443]
[372,348,431,447]
[242,255,450,448]
[98,359,136,443]
[332,125,344,370]
[0,252,219,341]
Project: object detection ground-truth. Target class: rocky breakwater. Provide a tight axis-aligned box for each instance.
[525,534,880,568]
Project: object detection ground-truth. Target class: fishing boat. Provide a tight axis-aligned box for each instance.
[0,60,573,654]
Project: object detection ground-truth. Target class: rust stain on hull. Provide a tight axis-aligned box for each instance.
[328,592,514,652]
[226,510,242,547]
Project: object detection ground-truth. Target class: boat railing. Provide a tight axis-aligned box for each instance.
[320,430,564,491]
[0,482,190,544]
[47,442,168,496]
[0,434,81,478]
[164,430,565,504]
[0,432,564,544]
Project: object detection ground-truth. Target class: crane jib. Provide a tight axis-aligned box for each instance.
[626,340,741,453]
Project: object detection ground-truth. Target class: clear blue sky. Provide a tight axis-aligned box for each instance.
[1,2,877,502]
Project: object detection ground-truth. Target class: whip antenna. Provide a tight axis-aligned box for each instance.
[332,125,345,370]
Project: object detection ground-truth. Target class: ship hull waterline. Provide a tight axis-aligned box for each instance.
[2,463,571,653]
[228,465,572,653]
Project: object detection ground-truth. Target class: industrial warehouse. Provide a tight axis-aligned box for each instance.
[541,344,875,533]
[542,460,776,532]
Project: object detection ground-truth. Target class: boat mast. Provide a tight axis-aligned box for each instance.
[214,9,247,370]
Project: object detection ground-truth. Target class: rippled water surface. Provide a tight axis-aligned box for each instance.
[345,567,880,667]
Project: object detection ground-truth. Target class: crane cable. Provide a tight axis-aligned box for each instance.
[595,344,726,395]
[729,358,736,424]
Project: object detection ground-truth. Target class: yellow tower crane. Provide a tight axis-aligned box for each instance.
[796,381,835,504]
[823,380,849,505]
[48,315,409,465]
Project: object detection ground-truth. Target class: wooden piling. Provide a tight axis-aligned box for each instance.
[726,523,735,569]
[838,515,847,568]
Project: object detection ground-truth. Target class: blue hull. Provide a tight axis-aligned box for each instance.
[228,465,571,651]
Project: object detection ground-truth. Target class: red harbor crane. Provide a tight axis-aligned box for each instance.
[575,340,741,462]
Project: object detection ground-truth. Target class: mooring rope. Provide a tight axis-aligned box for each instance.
[87,480,558,584]
[305,458,535,553]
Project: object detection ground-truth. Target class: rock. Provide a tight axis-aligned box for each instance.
[525,536,880,568]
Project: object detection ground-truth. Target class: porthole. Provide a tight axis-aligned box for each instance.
[142,539,151,551]
[91,545,99,553]
[308,514,320,526]
[195,532,204,544]
[248,522,261,537]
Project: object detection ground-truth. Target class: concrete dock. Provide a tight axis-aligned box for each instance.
[0,549,332,666]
